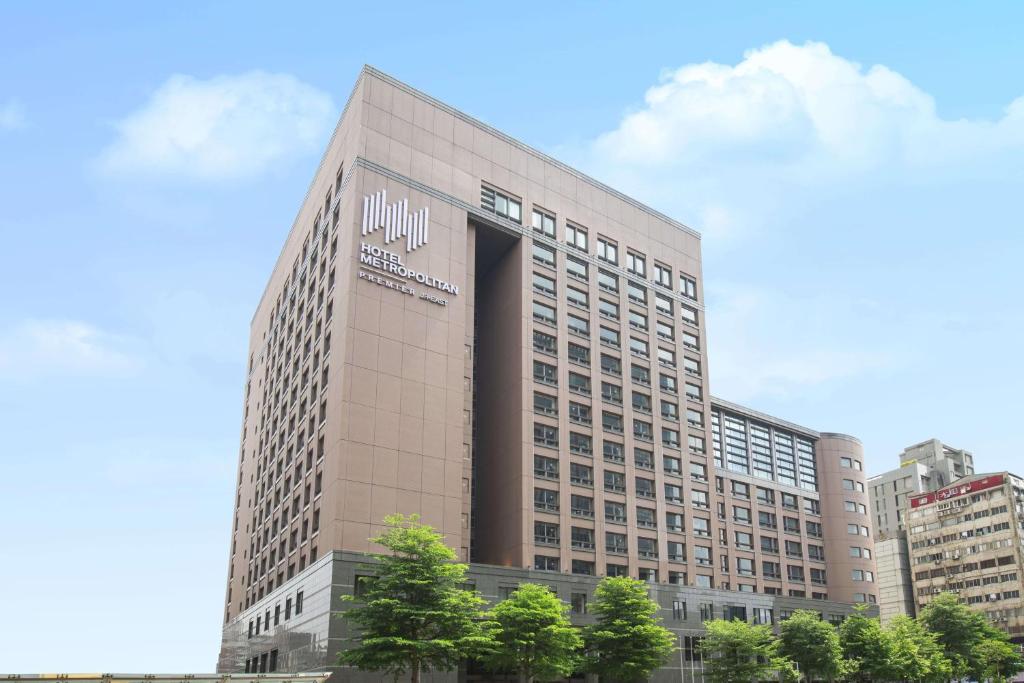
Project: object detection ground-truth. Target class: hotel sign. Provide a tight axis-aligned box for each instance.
[909,474,1005,509]
[356,190,457,306]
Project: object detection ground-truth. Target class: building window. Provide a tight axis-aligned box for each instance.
[566,255,588,280]
[600,353,621,376]
[535,555,559,571]
[680,274,697,299]
[654,292,673,316]
[631,364,651,386]
[598,269,618,293]
[566,224,588,251]
[481,185,521,223]
[654,263,672,288]
[571,592,588,614]
[534,488,559,512]
[532,271,556,297]
[571,560,595,576]
[533,331,556,356]
[532,208,555,237]
[606,531,628,554]
[567,286,589,310]
[605,501,626,523]
[567,342,590,366]
[681,305,699,327]
[533,301,556,325]
[599,326,620,348]
[597,237,618,263]
[534,454,558,480]
[568,372,591,395]
[532,242,555,267]
[567,313,590,337]
[534,423,558,448]
[602,382,623,405]
[535,521,559,546]
[532,360,557,387]
[626,251,646,276]
[571,493,594,517]
[570,463,594,487]
[533,392,558,416]
[627,281,647,304]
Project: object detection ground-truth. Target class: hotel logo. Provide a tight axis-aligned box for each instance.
[361,189,429,253]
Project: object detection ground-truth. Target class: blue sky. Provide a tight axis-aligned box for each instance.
[2,0,1023,672]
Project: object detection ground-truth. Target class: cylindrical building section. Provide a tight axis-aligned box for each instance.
[817,433,878,605]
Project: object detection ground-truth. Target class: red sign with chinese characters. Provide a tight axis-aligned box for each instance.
[909,474,1005,509]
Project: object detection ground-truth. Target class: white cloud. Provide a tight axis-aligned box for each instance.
[569,40,1024,401]
[703,282,893,402]
[572,39,1024,246]
[590,40,1024,178]
[0,319,140,379]
[97,71,335,180]
[0,98,26,130]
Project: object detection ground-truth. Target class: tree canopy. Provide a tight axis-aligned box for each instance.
[778,610,849,683]
[582,576,675,682]
[484,582,582,683]
[918,591,1020,680]
[338,514,495,683]
[700,618,797,683]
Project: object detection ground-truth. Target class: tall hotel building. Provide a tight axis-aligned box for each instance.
[218,67,877,681]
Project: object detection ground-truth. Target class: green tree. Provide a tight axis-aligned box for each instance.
[885,615,951,683]
[700,618,797,683]
[778,610,848,683]
[975,636,1024,683]
[582,576,675,682]
[339,514,495,683]
[838,606,891,683]
[918,591,1008,680]
[484,583,582,683]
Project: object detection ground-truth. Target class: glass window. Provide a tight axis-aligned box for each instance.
[566,255,588,280]
[597,237,618,264]
[567,313,589,336]
[626,251,646,276]
[532,208,555,237]
[534,454,558,479]
[629,310,648,331]
[566,224,588,251]
[627,281,647,304]
[630,337,649,358]
[631,364,651,386]
[601,382,623,404]
[680,274,697,299]
[600,353,621,376]
[654,263,672,288]
[681,305,698,327]
[598,269,618,293]
[567,342,590,366]
[533,301,556,325]
[533,272,555,297]
[533,330,556,355]
[532,242,555,267]
[599,299,619,320]
[566,286,588,309]
[533,360,556,385]
[599,326,620,348]
[655,292,673,315]
[481,185,522,223]
[533,392,557,416]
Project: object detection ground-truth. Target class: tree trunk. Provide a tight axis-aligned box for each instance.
[410,662,419,683]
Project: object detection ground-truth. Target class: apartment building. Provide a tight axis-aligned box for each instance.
[907,472,1024,641]
[217,66,876,681]
[870,439,976,621]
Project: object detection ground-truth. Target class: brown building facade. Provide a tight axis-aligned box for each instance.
[218,66,877,680]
